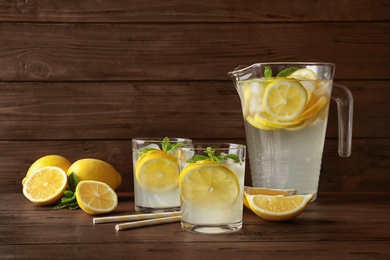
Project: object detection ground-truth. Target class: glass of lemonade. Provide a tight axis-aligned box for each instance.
[177,143,246,234]
[229,63,353,201]
[132,137,192,213]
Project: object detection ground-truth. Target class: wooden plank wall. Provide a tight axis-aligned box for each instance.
[0,0,389,193]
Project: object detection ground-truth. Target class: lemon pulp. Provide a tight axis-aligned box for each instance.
[136,151,179,192]
[179,164,240,209]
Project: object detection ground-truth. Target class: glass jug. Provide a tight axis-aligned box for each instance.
[228,62,353,200]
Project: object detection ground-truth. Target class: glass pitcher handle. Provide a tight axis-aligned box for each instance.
[331,84,354,157]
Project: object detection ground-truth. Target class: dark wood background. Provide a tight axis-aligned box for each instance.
[1,0,389,193]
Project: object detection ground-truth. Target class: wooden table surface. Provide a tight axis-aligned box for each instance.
[2,192,389,259]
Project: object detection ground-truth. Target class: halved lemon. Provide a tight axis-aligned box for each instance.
[245,193,313,221]
[22,155,71,186]
[179,164,240,209]
[76,180,118,215]
[23,166,68,206]
[136,150,179,192]
[243,186,297,209]
[263,79,308,121]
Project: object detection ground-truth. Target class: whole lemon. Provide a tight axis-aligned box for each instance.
[22,155,72,186]
[67,158,122,190]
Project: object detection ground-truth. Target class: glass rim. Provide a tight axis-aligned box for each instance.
[132,137,192,143]
[178,143,246,150]
[228,62,335,76]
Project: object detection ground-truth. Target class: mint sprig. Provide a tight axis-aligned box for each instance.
[264,66,299,78]
[264,66,273,77]
[139,137,181,156]
[54,173,80,210]
[187,147,240,164]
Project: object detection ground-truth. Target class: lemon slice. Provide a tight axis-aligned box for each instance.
[253,112,304,129]
[288,68,318,101]
[179,164,240,209]
[23,166,68,205]
[76,180,118,215]
[263,79,308,121]
[245,193,313,221]
[136,151,179,192]
[298,95,328,121]
[246,115,278,130]
[287,68,318,80]
[243,186,297,209]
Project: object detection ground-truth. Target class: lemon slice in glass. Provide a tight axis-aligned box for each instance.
[263,79,308,121]
[136,151,179,192]
[179,164,239,209]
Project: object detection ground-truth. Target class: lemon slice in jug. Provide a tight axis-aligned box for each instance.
[263,79,308,121]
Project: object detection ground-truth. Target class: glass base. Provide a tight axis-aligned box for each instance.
[135,205,180,213]
[181,221,242,234]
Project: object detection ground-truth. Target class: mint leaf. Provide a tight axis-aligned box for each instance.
[264,66,273,77]
[276,67,299,77]
[220,154,240,163]
[67,172,79,193]
[54,173,80,210]
[186,154,209,163]
[161,137,170,152]
[63,190,74,198]
[138,147,158,156]
[187,147,240,164]
[162,137,181,154]
[69,202,80,210]
[54,192,79,210]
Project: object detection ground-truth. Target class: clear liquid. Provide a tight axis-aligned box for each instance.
[133,179,180,212]
[180,163,245,228]
[245,118,328,196]
[133,153,180,213]
[237,78,332,197]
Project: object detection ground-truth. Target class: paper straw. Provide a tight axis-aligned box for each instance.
[93,211,181,224]
[115,215,181,231]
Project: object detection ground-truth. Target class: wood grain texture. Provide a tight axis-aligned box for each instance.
[0,0,388,22]
[1,2,390,258]
[0,23,389,81]
[0,81,388,141]
[1,139,388,193]
[1,192,389,258]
